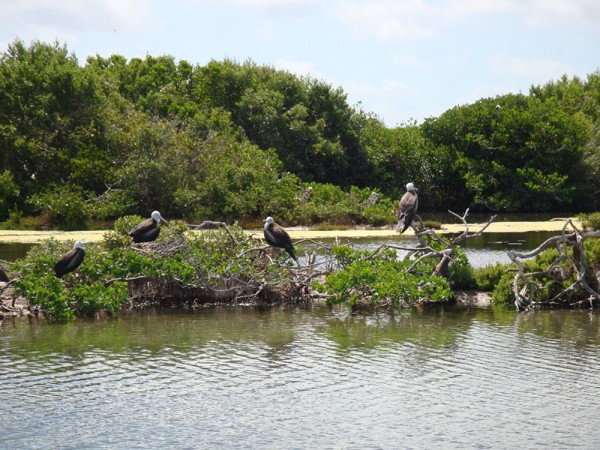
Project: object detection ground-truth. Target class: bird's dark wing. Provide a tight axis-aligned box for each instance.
[129,218,153,236]
[397,191,418,233]
[274,224,298,262]
[54,248,85,277]
[130,218,159,243]
[264,226,278,248]
[0,264,9,282]
[265,223,298,263]
[398,191,417,216]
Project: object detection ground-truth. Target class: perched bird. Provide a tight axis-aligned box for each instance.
[129,211,168,243]
[54,241,85,278]
[0,264,9,282]
[263,216,299,265]
[396,182,419,234]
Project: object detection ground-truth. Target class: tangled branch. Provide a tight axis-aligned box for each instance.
[508,220,600,310]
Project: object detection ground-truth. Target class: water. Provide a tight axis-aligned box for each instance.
[0,243,34,262]
[2,306,600,449]
[325,231,557,268]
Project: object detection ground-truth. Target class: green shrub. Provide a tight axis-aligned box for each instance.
[313,244,453,307]
[473,263,512,292]
[492,271,515,305]
[90,189,137,220]
[448,249,475,289]
[580,212,600,231]
[490,246,586,306]
[11,224,293,320]
[27,184,90,230]
[103,214,143,249]
[0,170,19,221]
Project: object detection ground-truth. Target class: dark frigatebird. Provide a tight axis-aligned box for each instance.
[0,264,9,282]
[129,211,168,243]
[263,216,299,265]
[396,182,419,234]
[54,241,85,278]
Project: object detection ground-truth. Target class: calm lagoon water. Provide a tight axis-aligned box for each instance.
[2,229,598,449]
[2,306,600,449]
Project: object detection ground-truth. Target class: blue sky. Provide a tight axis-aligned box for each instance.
[1,0,599,126]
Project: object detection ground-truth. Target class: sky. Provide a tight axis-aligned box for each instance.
[1,0,599,127]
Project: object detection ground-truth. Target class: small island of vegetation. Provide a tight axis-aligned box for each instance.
[1,39,600,320]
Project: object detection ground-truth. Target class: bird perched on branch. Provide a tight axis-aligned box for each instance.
[129,211,168,243]
[263,216,299,265]
[396,182,419,234]
[54,241,85,278]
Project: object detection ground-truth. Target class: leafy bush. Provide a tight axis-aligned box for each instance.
[492,271,516,306]
[10,224,295,320]
[10,239,129,320]
[27,184,90,230]
[473,263,513,292]
[448,249,475,289]
[580,212,600,231]
[90,189,137,220]
[0,170,19,221]
[294,184,395,226]
[313,244,453,307]
[103,214,143,249]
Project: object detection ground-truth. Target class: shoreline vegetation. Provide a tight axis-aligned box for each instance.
[0,219,583,244]
[2,216,598,322]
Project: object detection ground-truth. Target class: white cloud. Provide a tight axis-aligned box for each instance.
[0,0,161,35]
[522,0,600,26]
[334,0,436,42]
[273,58,322,79]
[233,0,316,6]
[331,0,600,44]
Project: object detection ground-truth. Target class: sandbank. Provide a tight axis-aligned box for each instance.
[0,219,582,244]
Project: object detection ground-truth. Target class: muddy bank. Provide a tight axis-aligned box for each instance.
[0,218,583,244]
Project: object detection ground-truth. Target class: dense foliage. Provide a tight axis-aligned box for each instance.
[1,40,600,229]
[10,221,299,320]
[8,221,473,319]
[313,244,453,307]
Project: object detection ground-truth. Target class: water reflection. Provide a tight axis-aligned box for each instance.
[2,306,600,448]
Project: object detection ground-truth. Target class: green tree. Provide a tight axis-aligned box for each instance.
[421,93,589,211]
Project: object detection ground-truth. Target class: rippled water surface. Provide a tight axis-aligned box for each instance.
[3,306,600,449]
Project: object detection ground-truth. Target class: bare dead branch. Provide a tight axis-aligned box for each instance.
[507,222,600,310]
[188,221,238,245]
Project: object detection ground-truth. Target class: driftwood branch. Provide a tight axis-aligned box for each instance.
[507,222,600,311]
[448,208,497,245]
[188,221,238,244]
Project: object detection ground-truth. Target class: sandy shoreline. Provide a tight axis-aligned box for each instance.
[0,219,582,244]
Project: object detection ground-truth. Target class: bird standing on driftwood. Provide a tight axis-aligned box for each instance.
[129,211,168,243]
[54,241,85,278]
[396,182,419,234]
[263,216,299,265]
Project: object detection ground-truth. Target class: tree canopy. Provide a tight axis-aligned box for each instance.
[1,39,599,227]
